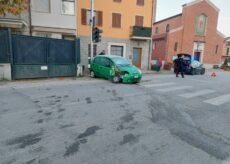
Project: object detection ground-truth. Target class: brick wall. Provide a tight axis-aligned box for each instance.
[152,0,225,65]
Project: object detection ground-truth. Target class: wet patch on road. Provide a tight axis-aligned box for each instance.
[120,112,135,123]
[6,131,43,148]
[110,89,124,102]
[0,108,10,115]
[85,97,92,104]
[44,112,52,116]
[64,126,101,157]
[36,119,43,124]
[64,141,80,157]
[119,134,140,145]
[59,124,75,129]
[148,99,230,160]
[58,108,65,113]
[116,110,139,131]
[77,126,101,139]
[37,110,43,113]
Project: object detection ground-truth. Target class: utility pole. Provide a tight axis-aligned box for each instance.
[90,0,94,64]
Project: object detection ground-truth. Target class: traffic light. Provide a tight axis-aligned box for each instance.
[92,27,103,43]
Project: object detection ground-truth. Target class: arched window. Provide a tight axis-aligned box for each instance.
[174,42,178,52]
[155,27,159,34]
[196,14,207,36]
[226,48,230,55]
[166,24,170,32]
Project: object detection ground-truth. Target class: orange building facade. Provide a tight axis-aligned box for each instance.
[152,0,225,68]
[77,0,156,71]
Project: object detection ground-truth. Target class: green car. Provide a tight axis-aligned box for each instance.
[90,55,142,83]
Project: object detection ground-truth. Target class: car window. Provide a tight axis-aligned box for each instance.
[112,57,131,67]
[94,57,102,65]
[101,58,112,67]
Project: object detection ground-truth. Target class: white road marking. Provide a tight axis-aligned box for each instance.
[204,94,230,106]
[141,82,175,88]
[179,89,216,98]
[156,86,193,92]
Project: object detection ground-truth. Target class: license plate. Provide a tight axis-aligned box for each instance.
[134,75,138,78]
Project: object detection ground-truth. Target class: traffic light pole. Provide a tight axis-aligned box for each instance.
[90,0,94,63]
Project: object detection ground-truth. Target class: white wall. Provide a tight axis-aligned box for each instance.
[31,0,76,30]
[0,64,12,81]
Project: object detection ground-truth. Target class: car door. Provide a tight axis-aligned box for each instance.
[100,57,113,79]
[91,57,102,77]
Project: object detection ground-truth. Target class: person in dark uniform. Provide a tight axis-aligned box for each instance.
[174,54,185,78]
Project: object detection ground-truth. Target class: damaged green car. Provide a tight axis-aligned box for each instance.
[90,55,142,83]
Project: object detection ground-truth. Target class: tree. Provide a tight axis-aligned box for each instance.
[0,0,28,16]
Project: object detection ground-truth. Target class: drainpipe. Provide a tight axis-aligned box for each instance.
[28,0,32,36]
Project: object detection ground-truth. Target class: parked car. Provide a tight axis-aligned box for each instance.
[90,55,142,83]
[173,54,205,75]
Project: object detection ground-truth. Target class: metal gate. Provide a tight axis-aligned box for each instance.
[0,30,11,63]
[0,30,80,80]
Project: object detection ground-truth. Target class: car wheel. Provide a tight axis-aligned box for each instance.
[112,75,120,83]
[201,68,205,75]
[90,71,95,78]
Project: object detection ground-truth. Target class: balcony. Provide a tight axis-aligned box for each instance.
[130,26,152,40]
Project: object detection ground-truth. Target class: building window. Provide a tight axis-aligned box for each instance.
[166,24,170,32]
[33,0,50,13]
[135,16,144,27]
[110,45,123,56]
[113,0,121,2]
[61,0,75,15]
[81,9,103,26]
[227,48,230,55]
[215,45,219,54]
[196,14,207,36]
[112,13,121,28]
[137,0,144,6]
[155,27,158,34]
[174,42,178,52]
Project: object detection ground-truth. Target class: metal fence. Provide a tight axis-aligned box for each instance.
[0,30,11,63]
[0,30,81,79]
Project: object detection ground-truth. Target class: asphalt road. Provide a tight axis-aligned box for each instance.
[1,71,230,164]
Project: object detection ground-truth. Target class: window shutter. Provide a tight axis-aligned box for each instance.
[135,16,143,26]
[112,13,116,27]
[97,11,103,26]
[81,9,87,25]
[112,13,121,28]
[137,0,144,6]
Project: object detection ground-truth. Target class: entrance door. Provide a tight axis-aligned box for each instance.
[194,51,201,61]
[132,48,142,68]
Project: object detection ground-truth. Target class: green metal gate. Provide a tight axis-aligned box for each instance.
[0,30,80,80]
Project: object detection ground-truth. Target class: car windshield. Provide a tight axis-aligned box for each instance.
[112,57,131,67]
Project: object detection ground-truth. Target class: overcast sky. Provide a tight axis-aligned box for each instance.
[156,0,230,37]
